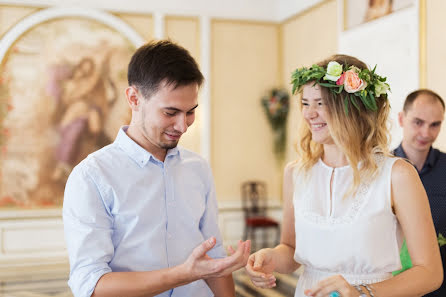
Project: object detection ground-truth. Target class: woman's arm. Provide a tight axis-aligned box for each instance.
[245,162,301,288]
[271,160,301,273]
[371,159,442,296]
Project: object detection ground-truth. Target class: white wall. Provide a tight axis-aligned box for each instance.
[338,2,419,149]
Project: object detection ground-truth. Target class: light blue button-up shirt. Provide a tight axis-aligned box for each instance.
[63,127,225,297]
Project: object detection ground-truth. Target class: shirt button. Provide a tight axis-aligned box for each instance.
[167,233,172,239]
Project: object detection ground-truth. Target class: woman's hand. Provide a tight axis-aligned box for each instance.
[244,248,277,288]
[304,275,359,297]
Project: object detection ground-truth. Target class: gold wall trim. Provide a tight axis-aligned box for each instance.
[281,0,333,25]
[211,18,279,26]
[112,11,153,18]
[165,15,199,21]
[277,25,284,85]
[419,0,426,88]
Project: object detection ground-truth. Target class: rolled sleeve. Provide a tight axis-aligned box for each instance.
[63,164,114,297]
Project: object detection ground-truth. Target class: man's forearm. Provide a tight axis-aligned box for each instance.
[206,275,236,297]
[92,263,194,297]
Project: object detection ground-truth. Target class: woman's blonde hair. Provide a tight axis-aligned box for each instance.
[295,54,391,197]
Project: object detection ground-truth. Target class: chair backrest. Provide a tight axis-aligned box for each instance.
[241,181,267,218]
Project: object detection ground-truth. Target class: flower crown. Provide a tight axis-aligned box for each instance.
[291,61,390,114]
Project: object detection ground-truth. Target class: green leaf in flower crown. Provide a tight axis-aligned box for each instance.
[368,91,378,111]
[360,92,371,111]
[344,96,349,115]
[350,94,360,111]
[359,70,371,83]
[292,83,297,96]
[318,82,336,88]
[334,85,344,94]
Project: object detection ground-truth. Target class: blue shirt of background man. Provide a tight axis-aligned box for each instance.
[394,144,446,297]
[63,126,226,297]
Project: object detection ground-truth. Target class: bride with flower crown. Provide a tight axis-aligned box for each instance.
[245,54,442,297]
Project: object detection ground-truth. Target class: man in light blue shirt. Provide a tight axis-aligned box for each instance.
[63,40,250,297]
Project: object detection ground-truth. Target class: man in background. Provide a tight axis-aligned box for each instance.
[395,89,446,296]
[63,40,250,297]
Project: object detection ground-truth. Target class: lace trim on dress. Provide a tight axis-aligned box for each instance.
[302,266,392,285]
[299,154,385,226]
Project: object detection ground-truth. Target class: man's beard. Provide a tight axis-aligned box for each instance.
[160,140,179,150]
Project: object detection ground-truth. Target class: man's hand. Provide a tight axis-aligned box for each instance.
[183,237,251,280]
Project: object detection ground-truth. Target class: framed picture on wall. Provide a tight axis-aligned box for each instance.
[0,7,144,213]
[344,0,415,30]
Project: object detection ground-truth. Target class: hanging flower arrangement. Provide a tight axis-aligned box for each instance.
[261,88,289,164]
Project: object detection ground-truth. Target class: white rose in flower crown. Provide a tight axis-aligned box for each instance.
[374,80,390,97]
[343,69,367,93]
[323,61,343,82]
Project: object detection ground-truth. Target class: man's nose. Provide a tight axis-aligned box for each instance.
[174,114,188,133]
[419,124,433,139]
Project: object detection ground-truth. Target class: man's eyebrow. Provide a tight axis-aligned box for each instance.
[164,104,199,112]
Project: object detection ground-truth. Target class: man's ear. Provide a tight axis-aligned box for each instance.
[126,86,140,111]
[398,111,404,127]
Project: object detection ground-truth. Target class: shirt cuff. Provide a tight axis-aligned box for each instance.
[68,267,111,297]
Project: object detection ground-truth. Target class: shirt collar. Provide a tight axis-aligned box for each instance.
[424,146,439,169]
[114,126,181,167]
[394,143,439,173]
[393,143,408,159]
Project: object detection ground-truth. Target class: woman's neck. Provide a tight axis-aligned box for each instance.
[322,143,349,168]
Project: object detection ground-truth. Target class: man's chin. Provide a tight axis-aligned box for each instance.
[160,141,179,150]
[414,143,432,152]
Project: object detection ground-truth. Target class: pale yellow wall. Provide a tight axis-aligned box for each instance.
[113,13,154,42]
[281,0,338,163]
[426,0,446,151]
[0,6,40,38]
[165,16,202,155]
[211,20,282,201]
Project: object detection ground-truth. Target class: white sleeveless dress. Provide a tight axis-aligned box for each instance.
[293,156,403,297]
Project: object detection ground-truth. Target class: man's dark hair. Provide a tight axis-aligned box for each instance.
[127,40,204,99]
[403,89,445,112]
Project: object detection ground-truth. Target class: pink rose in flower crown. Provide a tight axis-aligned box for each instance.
[343,67,367,93]
[336,73,345,85]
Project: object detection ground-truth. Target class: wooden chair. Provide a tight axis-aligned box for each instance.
[241,181,280,251]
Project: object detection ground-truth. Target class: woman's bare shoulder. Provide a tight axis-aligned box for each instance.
[391,157,418,184]
[284,160,299,179]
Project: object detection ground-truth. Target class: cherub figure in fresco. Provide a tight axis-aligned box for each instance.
[46,50,117,182]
